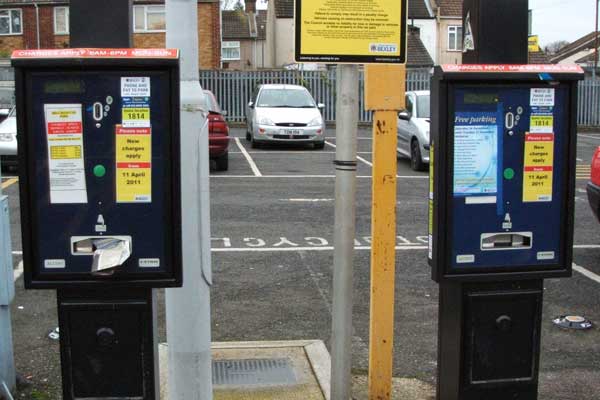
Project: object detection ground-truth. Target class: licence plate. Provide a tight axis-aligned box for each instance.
[283,129,301,135]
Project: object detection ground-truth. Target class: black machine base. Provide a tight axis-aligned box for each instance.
[57,288,158,400]
[437,280,543,400]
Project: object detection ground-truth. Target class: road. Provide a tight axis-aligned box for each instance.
[1,127,599,399]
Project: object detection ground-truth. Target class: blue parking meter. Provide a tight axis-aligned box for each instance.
[429,64,584,400]
[12,49,182,289]
[12,49,183,400]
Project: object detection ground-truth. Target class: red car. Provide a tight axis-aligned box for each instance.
[205,90,230,171]
[587,146,600,222]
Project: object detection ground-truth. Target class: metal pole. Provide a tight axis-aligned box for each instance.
[0,167,16,400]
[331,64,359,400]
[165,1,213,399]
[594,0,598,80]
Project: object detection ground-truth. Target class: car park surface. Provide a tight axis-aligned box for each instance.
[2,127,600,399]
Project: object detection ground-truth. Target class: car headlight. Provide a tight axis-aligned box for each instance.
[0,133,12,142]
[258,117,275,126]
[308,117,322,127]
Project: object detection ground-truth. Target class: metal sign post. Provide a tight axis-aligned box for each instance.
[295,2,407,399]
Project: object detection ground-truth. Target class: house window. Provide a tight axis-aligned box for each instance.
[448,26,463,51]
[222,41,241,61]
[0,9,22,35]
[54,7,69,34]
[133,5,166,33]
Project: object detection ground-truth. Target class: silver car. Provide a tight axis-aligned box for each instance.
[245,84,325,149]
[397,91,430,171]
[0,107,17,170]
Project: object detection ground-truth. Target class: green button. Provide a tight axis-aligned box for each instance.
[93,165,106,177]
[504,168,515,180]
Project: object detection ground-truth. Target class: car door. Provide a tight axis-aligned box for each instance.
[397,93,414,156]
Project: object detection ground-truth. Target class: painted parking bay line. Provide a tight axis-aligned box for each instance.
[573,263,600,284]
[234,137,262,177]
[210,174,428,179]
[325,140,373,167]
[212,245,428,252]
[1,177,18,189]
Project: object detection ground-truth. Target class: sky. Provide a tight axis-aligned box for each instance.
[530,0,598,46]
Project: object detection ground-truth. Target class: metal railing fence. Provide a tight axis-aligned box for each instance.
[199,68,432,124]
[578,79,600,127]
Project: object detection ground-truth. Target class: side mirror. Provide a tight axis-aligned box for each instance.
[248,101,254,109]
[221,110,228,116]
[317,103,325,109]
[398,110,411,120]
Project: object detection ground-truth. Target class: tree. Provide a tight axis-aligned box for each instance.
[233,0,244,10]
[544,40,570,55]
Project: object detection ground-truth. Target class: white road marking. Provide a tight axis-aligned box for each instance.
[577,158,584,162]
[234,137,262,177]
[578,133,600,140]
[283,198,334,202]
[210,174,428,179]
[212,245,428,252]
[11,250,22,255]
[325,140,373,167]
[228,151,373,155]
[14,261,23,281]
[573,263,600,284]
[325,137,372,140]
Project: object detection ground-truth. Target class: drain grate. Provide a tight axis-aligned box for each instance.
[212,358,297,386]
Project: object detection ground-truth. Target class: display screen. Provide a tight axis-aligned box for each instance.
[44,79,85,94]
[464,92,499,105]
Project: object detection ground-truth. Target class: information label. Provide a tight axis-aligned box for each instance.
[115,125,152,203]
[44,104,88,204]
[453,112,499,195]
[523,132,554,202]
[295,0,406,63]
[530,88,555,107]
[122,96,150,128]
[121,77,150,97]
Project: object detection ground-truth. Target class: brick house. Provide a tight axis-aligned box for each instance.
[221,0,266,70]
[0,0,221,69]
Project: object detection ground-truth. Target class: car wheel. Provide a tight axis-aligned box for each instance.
[314,142,325,150]
[251,136,260,149]
[246,131,251,141]
[410,139,426,172]
[215,153,228,171]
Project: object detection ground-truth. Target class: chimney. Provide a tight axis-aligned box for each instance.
[246,0,256,13]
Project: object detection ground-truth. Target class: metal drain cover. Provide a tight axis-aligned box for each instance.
[212,358,297,386]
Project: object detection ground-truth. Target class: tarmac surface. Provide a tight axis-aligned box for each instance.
[2,127,600,399]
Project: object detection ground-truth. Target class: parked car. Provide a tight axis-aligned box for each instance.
[245,84,325,149]
[0,107,17,171]
[587,146,600,222]
[397,90,430,171]
[205,90,230,171]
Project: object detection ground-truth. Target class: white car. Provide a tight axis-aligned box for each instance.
[397,91,430,171]
[0,107,17,170]
[245,84,325,149]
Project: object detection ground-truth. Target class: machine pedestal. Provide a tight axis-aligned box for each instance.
[437,280,543,400]
[57,288,158,400]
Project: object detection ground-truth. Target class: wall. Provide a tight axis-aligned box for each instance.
[264,4,276,67]
[223,39,266,70]
[274,18,294,67]
[410,19,437,64]
[437,18,462,65]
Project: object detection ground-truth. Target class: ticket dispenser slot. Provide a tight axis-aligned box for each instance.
[481,232,532,250]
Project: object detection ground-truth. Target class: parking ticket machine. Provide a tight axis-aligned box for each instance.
[429,64,584,400]
[12,48,182,399]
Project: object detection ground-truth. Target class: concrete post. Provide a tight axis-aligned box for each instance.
[165,1,213,399]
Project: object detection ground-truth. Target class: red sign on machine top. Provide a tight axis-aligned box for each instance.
[441,64,584,74]
[11,48,179,60]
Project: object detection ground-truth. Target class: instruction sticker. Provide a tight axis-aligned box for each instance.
[121,77,150,97]
[44,104,88,204]
[115,125,152,203]
[530,114,554,133]
[523,132,554,202]
[453,112,499,195]
[530,88,555,107]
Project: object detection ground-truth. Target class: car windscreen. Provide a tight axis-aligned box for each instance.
[416,95,430,119]
[256,89,316,108]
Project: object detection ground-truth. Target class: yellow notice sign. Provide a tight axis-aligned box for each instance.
[523,133,554,202]
[122,107,150,128]
[530,115,553,133]
[50,145,82,160]
[115,125,152,203]
[295,0,407,64]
